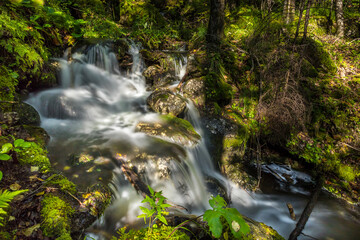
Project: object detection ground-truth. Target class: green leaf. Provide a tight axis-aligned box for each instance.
[223,208,250,237]
[14,139,24,148]
[148,185,154,196]
[209,195,227,210]
[157,214,168,225]
[203,210,223,238]
[0,171,2,181]
[0,154,11,161]
[1,143,13,154]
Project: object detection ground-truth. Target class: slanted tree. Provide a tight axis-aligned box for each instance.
[335,0,344,37]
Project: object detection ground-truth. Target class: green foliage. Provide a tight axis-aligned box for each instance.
[138,186,171,226]
[112,224,190,240]
[203,195,250,239]
[0,189,28,227]
[40,194,74,238]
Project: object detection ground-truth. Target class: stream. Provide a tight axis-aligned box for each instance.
[26,42,360,240]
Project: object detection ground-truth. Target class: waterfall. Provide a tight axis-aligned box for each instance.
[26,42,360,240]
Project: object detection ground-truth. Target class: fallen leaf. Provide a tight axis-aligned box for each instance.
[22,223,41,237]
[10,183,21,190]
[36,191,45,196]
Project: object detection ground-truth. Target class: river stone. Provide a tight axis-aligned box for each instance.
[135,115,200,148]
[146,89,187,117]
[143,66,177,88]
[143,65,163,86]
[182,77,206,106]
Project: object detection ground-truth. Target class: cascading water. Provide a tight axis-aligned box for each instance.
[26,42,360,240]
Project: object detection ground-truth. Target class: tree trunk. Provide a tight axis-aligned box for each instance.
[288,176,324,240]
[283,0,295,24]
[302,0,313,41]
[294,0,306,41]
[335,0,344,37]
[207,0,225,47]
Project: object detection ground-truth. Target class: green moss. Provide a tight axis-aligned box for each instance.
[160,114,200,139]
[41,194,74,239]
[17,141,51,172]
[45,174,77,195]
[113,224,190,240]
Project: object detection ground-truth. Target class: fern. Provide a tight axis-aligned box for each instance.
[0,189,28,226]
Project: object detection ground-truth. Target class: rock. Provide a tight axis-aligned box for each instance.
[182,77,206,106]
[243,216,285,239]
[143,65,178,89]
[140,49,175,73]
[186,53,206,79]
[0,102,40,126]
[128,138,188,180]
[135,115,200,148]
[146,89,187,117]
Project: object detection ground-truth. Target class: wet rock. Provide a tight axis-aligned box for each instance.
[143,66,178,88]
[140,49,175,73]
[135,115,200,148]
[0,102,40,126]
[147,89,187,117]
[182,77,206,106]
[128,138,188,180]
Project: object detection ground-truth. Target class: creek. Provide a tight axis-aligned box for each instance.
[26,42,359,240]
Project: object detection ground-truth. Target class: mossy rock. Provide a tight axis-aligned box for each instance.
[0,102,40,126]
[44,174,77,195]
[135,114,200,148]
[143,65,177,88]
[41,194,74,239]
[18,141,51,173]
[22,125,49,147]
[182,77,206,106]
[243,216,285,240]
[147,89,187,117]
[140,49,175,72]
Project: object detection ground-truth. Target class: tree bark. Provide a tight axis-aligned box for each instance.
[335,0,344,37]
[288,176,324,240]
[283,0,295,24]
[207,0,225,47]
[302,0,313,41]
[294,0,306,41]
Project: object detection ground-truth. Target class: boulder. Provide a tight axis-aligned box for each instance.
[127,137,188,180]
[147,89,187,117]
[135,115,200,148]
[182,77,206,106]
[0,102,40,126]
[143,66,178,88]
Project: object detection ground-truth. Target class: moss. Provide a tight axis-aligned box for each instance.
[160,114,200,140]
[22,125,49,147]
[44,174,77,195]
[17,141,51,172]
[41,194,74,239]
[0,231,12,240]
[113,224,190,240]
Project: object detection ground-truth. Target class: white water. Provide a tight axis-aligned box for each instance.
[26,42,359,240]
